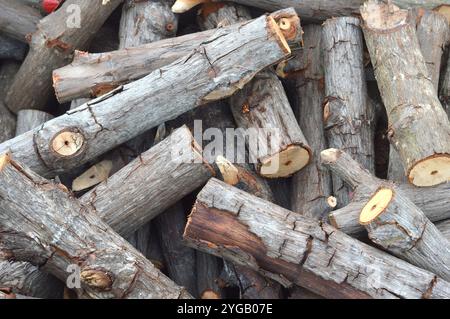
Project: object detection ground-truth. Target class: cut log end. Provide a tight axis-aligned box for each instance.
[215,155,239,186]
[172,0,206,13]
[320,148,341,164]
[408,155,450,187]
[277,16,301,43]
[0,153,11,171]
[51,131,85,157]
[327,196,337,208]
[201,289,220,299]
[259,145,310,178]
[267,16,291,55]
[359,187,394,225]
[360,0,409,31]
[72,160,113,192]
[435,5,450,24]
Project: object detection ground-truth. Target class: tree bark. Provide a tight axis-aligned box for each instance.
[5,0,123,113]
[16,109,54,135]
[0,103,15,145]
[322,16,375,208]
[0,34,28,61]
[388,9,449,182]
[291,24,332,220]
[0,154,192,299]
[437,220,450,241]
[0,0,41,42]
[1,13,293,179]
[440,53,450,119]
[361,1,450,187]
[53,8,299,103]
[0,61,18,144]
[184,178,450,299]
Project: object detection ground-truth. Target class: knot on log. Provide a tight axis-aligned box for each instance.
[51,129,85,157]
[80,268,113,290]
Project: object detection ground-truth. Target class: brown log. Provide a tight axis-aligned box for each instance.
[184,178,450,299]
[291,24,332,220]
[322,16,375,208]
[5,0,123,113]
[361,0,450,187]
[52,8,300,103]
[0,153,192,299]
[0,0,41,42]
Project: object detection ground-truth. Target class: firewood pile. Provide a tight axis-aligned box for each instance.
[1,0,450,300]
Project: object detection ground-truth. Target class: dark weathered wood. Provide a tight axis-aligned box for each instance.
[173,0,450,21]
[322,16,375,208]
[0,102,15,145]
[16,109,53,135]
[53,8,299,103]
[322,148,450,237]
[1,13,293,178]
[291,24,332,220]
[5,0,123,113]
[184,178,450,299]
[0,61,18,143]
[440,53,450,119]
[361,1,450,187]
[0,35,28,61]
[0,0,41,42]
[0,154,192,299]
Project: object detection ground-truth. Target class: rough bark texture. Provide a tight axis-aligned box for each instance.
[360,186,450,282]
[184,178,450,299]
[0,34,28,61]
[440,53,450,119]
[323,149,450,236]
[0,61,18,143]
[437,220,450,241]
[0,0,41,42]
[1,13,292,179]
[291,24,332,220]
[388,9,449,182]
[16,109,54,135]
[52,8,298,103]
[79,126,214,238]
[322,16,375,208]
[5,0,123,113]
[0,103,15,145]
[361,1,450,187]
[0,154,192,299]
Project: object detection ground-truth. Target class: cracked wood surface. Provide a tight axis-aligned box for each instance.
[0,13,292,178]
[291,24,332,220]
[361,1,450,187]
[184,178,450,299]
[0,153,192,299]
[5,0,123,113]
[322,16,375,208]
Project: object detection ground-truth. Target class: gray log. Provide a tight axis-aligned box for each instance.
[52,8,299,103]
[322,16,375,207]
[184,178,450,299]
[0,34,28,61]
[0,13,293,178]
[0,153,192,299]
[5,0,123,113]
[361,0,450,187]
[0,0,41,42]
[291,24,332,220]
[0,61,19,143]
[437,220,450,241]
[16,109,53,135]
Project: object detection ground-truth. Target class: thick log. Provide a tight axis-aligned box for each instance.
[173,0,450,21]
[291,24,332,220]
[15,109,53,135]
[184,178,450,299]
[0,154,192,299]
[322,16,375,207]
[361,1,450,187]
[1,13,293,178]
[0,0,41,42]
[52,8,299,103]
[0,35,28,61]
[360,185,450,281]
[0,103,15,145]
[440,54,450,119]
[323,149,450,236]
[5,0,123,113]
[437,220,450,241]
[0,61,19,143]
[388,9,449,182]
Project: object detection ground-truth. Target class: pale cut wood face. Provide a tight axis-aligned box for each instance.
[360,188,394,225]
[259,145,310,178]
[172,0,206,13]
[409,155,450,187]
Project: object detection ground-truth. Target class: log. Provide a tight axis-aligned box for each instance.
[388,9,449,182]
[52,8,300,103]
[5,0,123,113]
[360,185,450,282]
[184,178,450,299]
[0,61,19,143]
[437,220,450,241]
[322,16,375,207]
[1,13,293,178]
[0,153,192,299]
[79,126,214,237]
[0,103,15,145]
[71,160,113,192]
[195,251,223,299]
[291,24,332,220]
[0,0,41,42]
[0,34,28,61]
[361,0,450,187]
[15,109,54,135]
[173,0,450,21]
[323,148,450,236]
